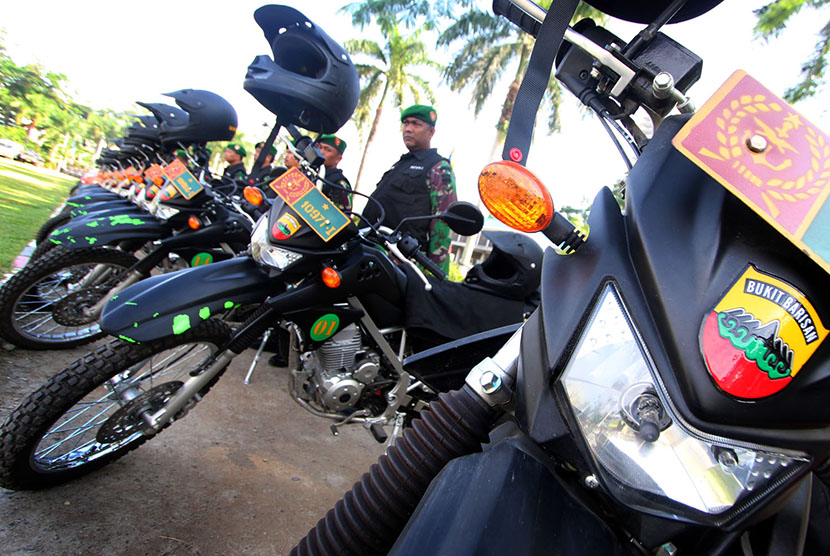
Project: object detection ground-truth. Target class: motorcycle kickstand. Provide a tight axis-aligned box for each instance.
[387,413,405,447]
[244,327,273,384]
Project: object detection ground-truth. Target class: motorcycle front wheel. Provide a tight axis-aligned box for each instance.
[0,247,138,349]
[0,318,232,490]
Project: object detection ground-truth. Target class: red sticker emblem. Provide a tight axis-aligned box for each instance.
[700,265,827,399]
[335,138,341,146]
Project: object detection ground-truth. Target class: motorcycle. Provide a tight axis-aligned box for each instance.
[287,1,830,555]
[0,5,548,490]
[0,89,250,350]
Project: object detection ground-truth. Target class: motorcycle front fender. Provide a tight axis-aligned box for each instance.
[390,431,625,556]
[47,213,169,249]
[68,200,136,219]
[100,256,276,343]
[65,190,121,205]
[402,323,522,392]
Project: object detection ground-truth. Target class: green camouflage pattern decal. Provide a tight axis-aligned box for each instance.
[427,158,457,274]
[172,314,191,335]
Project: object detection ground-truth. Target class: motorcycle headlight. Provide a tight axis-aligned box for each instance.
[560,284,810,527]
[250,215,302,270]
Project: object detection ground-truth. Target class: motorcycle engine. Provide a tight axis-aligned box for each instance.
[304,324,381,412]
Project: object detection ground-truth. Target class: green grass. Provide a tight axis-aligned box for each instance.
[0,158,76,273]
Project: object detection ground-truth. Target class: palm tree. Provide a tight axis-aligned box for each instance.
[754,0,830,103]
[345,25,439,190]
[437,1,605,159]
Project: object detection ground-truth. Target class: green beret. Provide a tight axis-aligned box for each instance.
[401,104,437,125]
[226,142,247,157]
[316,134,347,153]
[255,141,277,156]
[174,149,187,158]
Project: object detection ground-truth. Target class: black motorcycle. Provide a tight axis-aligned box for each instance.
[288,1,830,555]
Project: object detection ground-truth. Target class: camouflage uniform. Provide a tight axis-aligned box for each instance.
[320,166,353,213]
[426,159,457,273]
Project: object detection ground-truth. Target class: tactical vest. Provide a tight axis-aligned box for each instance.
[365,148,444,245]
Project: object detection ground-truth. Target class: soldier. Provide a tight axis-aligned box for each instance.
[248,141,278,183]
[315,134,352,212]
[222,142,248,181]
[363,104,457,274]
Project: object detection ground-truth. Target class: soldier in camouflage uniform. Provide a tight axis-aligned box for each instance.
[315,134,353,212]
[363,104,457,274]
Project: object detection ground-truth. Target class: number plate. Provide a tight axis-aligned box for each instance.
[269,167,350,242]
[673,70,830,275]
[162,159,204,200]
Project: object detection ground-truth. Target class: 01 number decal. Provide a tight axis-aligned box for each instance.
[310,314,340,341]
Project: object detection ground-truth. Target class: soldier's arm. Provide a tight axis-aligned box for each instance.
[426,159,458,274]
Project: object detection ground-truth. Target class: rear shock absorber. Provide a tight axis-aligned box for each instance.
[290,328,522,555]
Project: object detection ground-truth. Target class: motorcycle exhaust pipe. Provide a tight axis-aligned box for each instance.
[290,328,523,555]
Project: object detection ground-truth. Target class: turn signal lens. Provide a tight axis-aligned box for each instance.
[321,267,341,288]
[152,177,164,186]
[244,186,264,206]
[188,216,201,230]
[478,160,554,232]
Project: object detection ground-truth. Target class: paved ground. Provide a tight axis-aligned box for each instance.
[0,344,387,556]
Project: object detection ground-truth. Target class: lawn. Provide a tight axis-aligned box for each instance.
[0,158,76,273]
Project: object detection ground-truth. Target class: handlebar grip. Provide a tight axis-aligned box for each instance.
[412,249,447,280]
[493,0,542,37]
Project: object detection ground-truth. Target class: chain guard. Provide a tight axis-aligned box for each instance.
[96,381,183,443]
[52,286,110,326]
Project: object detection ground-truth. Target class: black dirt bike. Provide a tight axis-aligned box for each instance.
[287,1,830,555]
[0,5,543,490]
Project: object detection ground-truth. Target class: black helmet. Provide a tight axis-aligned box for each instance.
[244,5,359,133]
[158,89,238,144]
[464,231,544,300]
[124,115,162,144]
[137,102,189,130]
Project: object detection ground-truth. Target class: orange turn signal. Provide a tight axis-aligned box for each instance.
[321,267,341,288]
[478,160,554,232]
[244,186,264,206]
[152,177,164,186]
[188,216,201,230]
[146,185,159,199]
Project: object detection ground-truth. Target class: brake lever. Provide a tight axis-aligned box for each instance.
[376,226,432,292]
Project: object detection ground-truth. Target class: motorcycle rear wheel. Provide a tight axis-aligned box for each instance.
[0,318,232,490]
[0,247,138,349]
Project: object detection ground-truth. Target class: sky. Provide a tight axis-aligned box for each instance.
[3,1,830,212]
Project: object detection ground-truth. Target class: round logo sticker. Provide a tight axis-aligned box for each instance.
[190,252,214,266]
[310,314,340,341]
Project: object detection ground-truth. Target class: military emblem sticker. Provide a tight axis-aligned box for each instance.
[700,265,828,399]
[272,213,301,240]
[673,71,830,275]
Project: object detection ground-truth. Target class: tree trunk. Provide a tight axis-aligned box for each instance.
[354,81,390,193]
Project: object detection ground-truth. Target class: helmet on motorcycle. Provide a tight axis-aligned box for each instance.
[244,5,359,134]
[124,117,161,144]
[136,102,189,131]
[158,89,238,144]
[584,0,724,24]
[464,231,544,300]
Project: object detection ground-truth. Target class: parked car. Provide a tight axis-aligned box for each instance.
[0,139,24,159]
[16,149,44,166]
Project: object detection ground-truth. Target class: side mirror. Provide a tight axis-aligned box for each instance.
[442,201,484,236]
